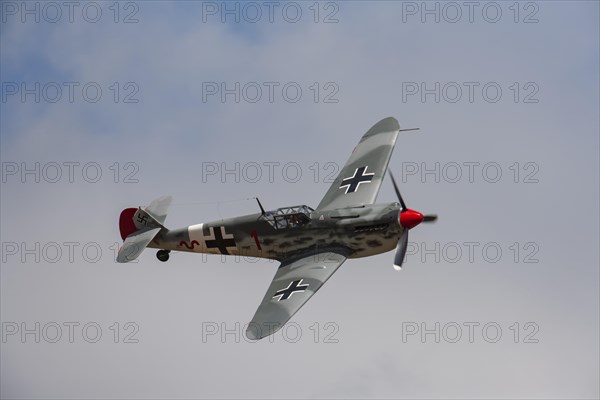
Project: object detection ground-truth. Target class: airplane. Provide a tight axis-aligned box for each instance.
[116,117,437,340]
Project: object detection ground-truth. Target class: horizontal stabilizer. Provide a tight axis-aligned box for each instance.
[145,195,172,225]
[117,227,161,263]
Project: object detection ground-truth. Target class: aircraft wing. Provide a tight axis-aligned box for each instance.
[246,250,348,340]
[316,117,400,211]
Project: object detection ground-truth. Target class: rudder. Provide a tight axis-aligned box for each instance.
[117,196,172,262]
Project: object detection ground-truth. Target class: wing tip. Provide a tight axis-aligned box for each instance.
[245,322,283,341]
[245,327,261,341]
[364,117,400,137]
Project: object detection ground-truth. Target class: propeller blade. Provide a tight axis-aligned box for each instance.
[393,229,409,271]
[388,171,407,211]
[423,214,438,222]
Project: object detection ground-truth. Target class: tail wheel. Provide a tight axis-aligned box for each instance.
[156,250,170,262]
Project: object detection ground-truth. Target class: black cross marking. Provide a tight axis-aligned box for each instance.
[339,166,374,194]
[272,279,309,301]
[205,227,236,255]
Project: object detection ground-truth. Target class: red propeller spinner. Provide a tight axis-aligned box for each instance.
[399,208,424,229]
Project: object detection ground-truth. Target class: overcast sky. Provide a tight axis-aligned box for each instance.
[1,1,599,399]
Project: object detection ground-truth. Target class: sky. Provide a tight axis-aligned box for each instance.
[1,1,599,399]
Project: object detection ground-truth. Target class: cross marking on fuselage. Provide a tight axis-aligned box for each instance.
[272,279,309,301]
[205,226,236,255]
[339,166,375,194]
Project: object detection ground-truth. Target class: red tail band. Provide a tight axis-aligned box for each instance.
[119,208,138,240]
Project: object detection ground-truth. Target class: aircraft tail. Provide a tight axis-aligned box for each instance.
[117,195,172,263]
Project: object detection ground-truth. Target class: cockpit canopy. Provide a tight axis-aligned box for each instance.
[260,205,314,230]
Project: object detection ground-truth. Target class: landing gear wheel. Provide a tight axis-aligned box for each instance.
[156,250,170,262]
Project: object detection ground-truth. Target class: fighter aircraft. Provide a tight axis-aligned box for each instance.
[117,117,437,339]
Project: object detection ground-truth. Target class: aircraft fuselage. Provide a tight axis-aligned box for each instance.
[148,202,403,261]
